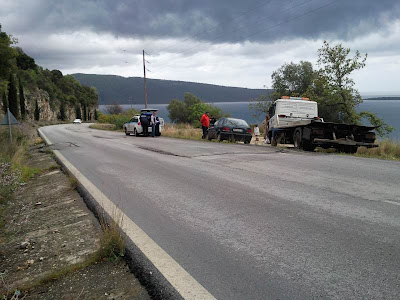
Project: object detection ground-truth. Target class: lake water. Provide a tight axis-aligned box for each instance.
[100,100,400,139]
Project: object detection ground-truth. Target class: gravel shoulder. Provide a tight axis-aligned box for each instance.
[0,138,150,299]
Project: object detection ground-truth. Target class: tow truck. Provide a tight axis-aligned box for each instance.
[267,96,378,153]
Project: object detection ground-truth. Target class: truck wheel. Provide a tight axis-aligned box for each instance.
[125,128,130,136]
[293,129,302,149]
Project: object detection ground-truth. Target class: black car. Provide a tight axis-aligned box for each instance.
[207,118,252,144]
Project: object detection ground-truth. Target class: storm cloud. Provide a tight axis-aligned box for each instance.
[1,0,400,92]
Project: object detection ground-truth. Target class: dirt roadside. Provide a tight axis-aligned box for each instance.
[0,130,150,299]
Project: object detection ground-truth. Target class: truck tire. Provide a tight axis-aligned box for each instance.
[344,146,358,154]
[293,128,302,149]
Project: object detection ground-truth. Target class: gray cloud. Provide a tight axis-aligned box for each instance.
[2,0,400,48]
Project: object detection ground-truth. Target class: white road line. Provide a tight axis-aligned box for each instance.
[38,128,216,300]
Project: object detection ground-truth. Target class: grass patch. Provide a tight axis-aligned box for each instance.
[162,123,203,140]
[68,175,79,190]
[89,123,117,131]
[355,140,400,160]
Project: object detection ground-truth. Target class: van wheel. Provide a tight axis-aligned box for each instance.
[125,128,130,136]
[293,129,302,149]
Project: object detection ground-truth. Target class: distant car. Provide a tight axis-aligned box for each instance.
[123,109,164,136]
[73,119,82,124]
[207,117,252,144]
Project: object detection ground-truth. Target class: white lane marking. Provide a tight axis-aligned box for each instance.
[38,127,216,300]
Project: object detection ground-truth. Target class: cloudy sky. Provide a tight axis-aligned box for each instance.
[1,0,400,94]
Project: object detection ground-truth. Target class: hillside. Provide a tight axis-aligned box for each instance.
[0,25,98,122]
[72,73,272,105]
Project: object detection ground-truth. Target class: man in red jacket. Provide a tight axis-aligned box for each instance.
[200,111,210,139]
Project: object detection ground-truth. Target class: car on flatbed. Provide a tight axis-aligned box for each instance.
[207,117,252,144]
[123,108,164,136]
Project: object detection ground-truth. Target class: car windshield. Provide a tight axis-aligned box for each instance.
[226,118,249,127]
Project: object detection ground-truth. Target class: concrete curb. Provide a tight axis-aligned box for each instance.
[38,127,216,300]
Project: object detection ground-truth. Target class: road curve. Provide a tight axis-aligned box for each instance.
[41,124,400,300]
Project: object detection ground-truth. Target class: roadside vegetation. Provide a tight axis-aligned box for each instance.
[167,92,228,127]
[0,126,40,230]
[96,106,139,130]
[355,140,400,161]
[162,123,203,140]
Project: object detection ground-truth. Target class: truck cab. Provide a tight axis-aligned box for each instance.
[269,97,318,129]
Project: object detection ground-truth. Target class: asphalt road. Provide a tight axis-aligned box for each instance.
[41,124,400,300]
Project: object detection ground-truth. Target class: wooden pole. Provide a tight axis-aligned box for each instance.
[143,50,148,109]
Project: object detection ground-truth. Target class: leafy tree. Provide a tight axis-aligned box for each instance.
[167,93,227,126]
[359,111,393,137]
[75,105,82,119]
[15,48,36,70]
[105,103,123,114]
[0,25,16,80]
[18,77,26,119]
[8,73,19,119]
[249,94,272,119]
[271,61,315,99]
[83,104,87,121]
[315,41,367,124]
[60,100,66,121]
[1,90,7,114]
[34,100,40,120]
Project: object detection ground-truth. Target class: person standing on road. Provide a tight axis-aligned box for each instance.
[200,111,210,139]
[254,124,260,142]
[141,114,149,136]
[151,111,158,137]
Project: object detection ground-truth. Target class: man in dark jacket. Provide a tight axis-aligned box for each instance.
[140,114,149,136]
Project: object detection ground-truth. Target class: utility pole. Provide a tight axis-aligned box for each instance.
[143,50,148,109]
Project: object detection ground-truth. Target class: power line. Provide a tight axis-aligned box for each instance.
[154,0,315,68]
[154,0,276,54]
[153,0,339,71]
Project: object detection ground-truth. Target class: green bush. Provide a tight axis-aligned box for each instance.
[97,108,139,130]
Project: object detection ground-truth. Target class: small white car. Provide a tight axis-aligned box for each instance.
[123,110,164,136]
[73,119,82,124]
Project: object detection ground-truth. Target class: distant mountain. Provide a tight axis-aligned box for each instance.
[72,73,271,105]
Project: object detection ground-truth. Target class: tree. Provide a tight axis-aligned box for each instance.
[316,41,367,124]
[359,111,393,137]
[105,103,123,114]
[0,25,16,80]
[18,77,26,119]
[15,48,36,70]
[167,93,227,125]
[60,100,66,121]
[75,105,82,119]
[34,100,40,120]
[271,61,315,99]
[1,90,7,114]
[8,73,19,119]
[249,94,272,119]
[83,104,87,121]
